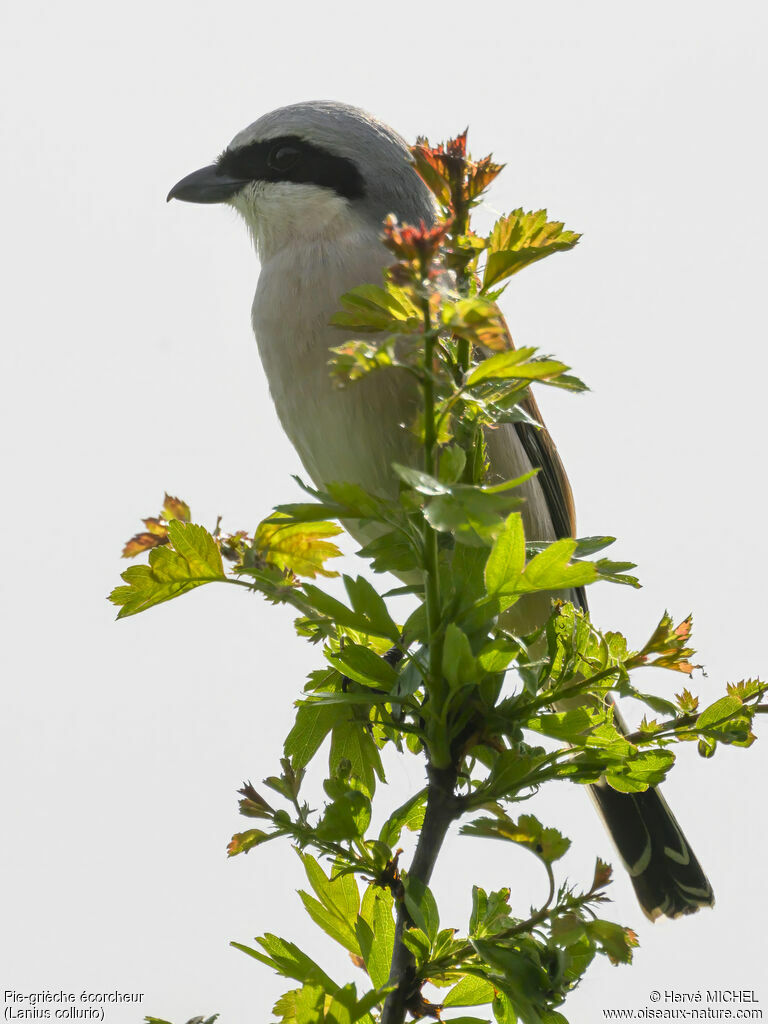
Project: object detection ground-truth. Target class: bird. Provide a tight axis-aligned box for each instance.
[167,99,714,921]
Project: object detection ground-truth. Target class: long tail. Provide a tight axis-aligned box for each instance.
[508,415,714,920]
[588,778,714,919]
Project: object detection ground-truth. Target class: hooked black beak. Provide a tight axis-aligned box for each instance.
[167,164,250,204]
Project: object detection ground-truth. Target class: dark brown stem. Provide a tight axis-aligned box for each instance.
[381,763,460,1024]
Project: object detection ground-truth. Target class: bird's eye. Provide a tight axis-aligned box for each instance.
[268,145,302,172]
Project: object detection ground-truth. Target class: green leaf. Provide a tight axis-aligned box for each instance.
[605,750,675,793]
[523,708,598,743]
[301,582,398,643]
[403,876,440,943]
[392,463,449,495]
[439,444,467,484]
[484,513,526,595]
[482,208,581,290]
[317,788,371,842]
[329,643,399,690]
[227,828,275,856]
[462,813,570,864]
[696,695,747,736]
[330,282,421,332]
[467,350,569,388]
[491,991,517,1024]
[401,926,432,966]
[518,539,598,594]
[586,920,638,965]
[357,886,395,989]
[110,521,226,618]
[478,751,539,801]
[343,575,401,643]
[285,702,345,772]
[441,1018,492,1024]
[324,986,355,1024]
[378,788,428,848]
[298,852,360,947]
[473,939,550,1021]
[295,985,326,1024]
[271,986,324,1024]
[357,529,420,576]
[351,987,390,1023]
[424,480,531,547]
[232,935,339,994]
[330,718,385,798]
[299,890,360,953]
[469,886,515,939]
[251,516,343,579]
[443,975,496,1007]
[443,623,479,689]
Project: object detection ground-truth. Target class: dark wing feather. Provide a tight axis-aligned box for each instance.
[514,389,587,610]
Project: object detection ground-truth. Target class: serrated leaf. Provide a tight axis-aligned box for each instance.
[443,975,496,1007]
[695,695,744,732]
[301,583,398,643]
[482,208,581,290]
[298,852,360,945]
[252,517,343,579]
[227,828,274,856]
[401,926,432,965]
[424,481,530,547]
[110,521,226,618]
[467,351,569,388]
[443,623,479,689]
[343,575,401,643]
[586,920,638,965]
[473,939,550,1021]
[232,935,339,994]
[378,789,428,848]
[439,445,468,484]
[122,530,167,558]
[317,789,371,842]
[330,718,385,798]
[605,749,675,793]
[462,813,570,864]
[285,702,344,772]
[162,493,191,522]
[299,891,360,954]
[484,513,526,595]
[517,539,598,595]
[330,282,421,332]
[357,886,395,989]
[329,643,399,690]
[403,877,439,943]
[392,463,449,495]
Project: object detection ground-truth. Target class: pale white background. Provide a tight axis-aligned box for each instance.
[1,1,766,1021]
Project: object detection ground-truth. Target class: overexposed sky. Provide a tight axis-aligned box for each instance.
[1,1,767,1021]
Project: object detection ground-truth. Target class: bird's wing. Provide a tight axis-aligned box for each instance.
[486,312,584,605]
[514,388,576,542]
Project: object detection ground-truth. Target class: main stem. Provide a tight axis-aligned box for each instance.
[420,279,445,715]
[380,763,459,1024]
[381,270,460,1024]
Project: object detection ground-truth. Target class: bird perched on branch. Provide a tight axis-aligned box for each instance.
[168,100,713,921]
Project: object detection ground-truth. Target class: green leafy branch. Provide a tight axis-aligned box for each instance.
[116,126,767,1024]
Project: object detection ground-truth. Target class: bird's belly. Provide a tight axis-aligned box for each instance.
[278,359,420,501]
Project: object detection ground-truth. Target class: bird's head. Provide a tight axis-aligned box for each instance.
[167,101,436,258]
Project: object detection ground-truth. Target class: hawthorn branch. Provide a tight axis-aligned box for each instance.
[381,763,460,1024]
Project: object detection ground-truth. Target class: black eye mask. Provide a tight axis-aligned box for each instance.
[217,135,366,201]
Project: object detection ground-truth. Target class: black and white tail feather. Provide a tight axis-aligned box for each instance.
[514,405,715,920]
[588,701,714,920]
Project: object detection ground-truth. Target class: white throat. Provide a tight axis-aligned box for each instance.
[230,181,362,263]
